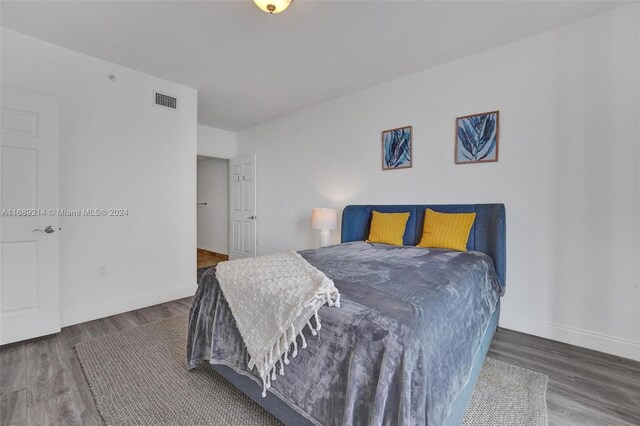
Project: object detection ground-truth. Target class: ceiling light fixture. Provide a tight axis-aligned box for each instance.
[253,0,292,14]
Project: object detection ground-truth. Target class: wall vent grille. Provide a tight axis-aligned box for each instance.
[155,92,177,109]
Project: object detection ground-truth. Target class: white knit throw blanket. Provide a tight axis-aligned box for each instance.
[216,251,340,397]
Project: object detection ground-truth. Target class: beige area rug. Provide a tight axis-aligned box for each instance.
[76,314,547,425]
[462,357,548,425]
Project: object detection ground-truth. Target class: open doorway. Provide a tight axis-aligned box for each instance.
[197,155,229,282]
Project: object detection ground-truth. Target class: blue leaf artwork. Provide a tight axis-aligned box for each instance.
[456,111,499,164]
[382,126,412,170]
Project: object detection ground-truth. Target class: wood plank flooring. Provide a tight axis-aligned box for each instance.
[197,249,227,269]
[1,298,638,426]
[489,328,640,426]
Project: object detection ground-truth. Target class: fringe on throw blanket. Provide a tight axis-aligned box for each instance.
[215,250,341,398]
[253,292,340,397]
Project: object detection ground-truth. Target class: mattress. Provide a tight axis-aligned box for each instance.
[187,241,503,425]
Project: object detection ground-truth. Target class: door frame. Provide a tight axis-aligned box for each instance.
[196,154,232,261]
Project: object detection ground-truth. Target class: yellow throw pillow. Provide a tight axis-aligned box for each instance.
[367,211,410,246]
[417,209,476,251]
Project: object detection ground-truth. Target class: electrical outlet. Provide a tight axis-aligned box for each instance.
[97,266,107,278]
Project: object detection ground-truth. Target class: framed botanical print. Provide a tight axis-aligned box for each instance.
[455,111,499,164]
[382,126,412,170]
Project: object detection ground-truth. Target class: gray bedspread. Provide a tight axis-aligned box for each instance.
[187,241,503,426]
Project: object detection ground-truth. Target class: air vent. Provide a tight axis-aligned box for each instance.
[155,92,177,109]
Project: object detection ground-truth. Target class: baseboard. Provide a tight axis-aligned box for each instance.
[500,312,640,362]
[60,284,197,327]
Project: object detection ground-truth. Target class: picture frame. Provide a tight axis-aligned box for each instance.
[455,111,499,164]
[381,125,412,170]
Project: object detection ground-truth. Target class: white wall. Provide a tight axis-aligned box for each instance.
[197,158,229,255]
[238,5,640,361]
[1,29,198,326]
[198,124,237,159]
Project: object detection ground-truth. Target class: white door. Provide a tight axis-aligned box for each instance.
[0,88,60,344]
[229,154,256,259]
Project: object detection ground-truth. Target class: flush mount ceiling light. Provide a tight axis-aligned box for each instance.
[253,0,292,14]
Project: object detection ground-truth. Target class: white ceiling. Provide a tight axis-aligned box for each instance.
[1,1,630,130]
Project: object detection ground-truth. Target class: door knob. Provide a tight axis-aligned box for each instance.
[246,215,257,220]
[32,226,55,234]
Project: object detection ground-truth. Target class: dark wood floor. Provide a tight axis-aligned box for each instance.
[197,249,227,269]
[1,298,638,426]
[489,328,640,426]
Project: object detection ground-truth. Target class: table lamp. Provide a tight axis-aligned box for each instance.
[311,208,338,247]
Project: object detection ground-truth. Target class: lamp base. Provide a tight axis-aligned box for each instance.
[319,230,330,248]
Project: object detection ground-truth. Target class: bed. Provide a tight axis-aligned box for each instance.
[188,203,506,425]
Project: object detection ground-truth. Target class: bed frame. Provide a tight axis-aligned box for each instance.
[212,203,506,426]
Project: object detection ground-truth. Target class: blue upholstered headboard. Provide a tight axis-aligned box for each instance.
[341,204,506,287]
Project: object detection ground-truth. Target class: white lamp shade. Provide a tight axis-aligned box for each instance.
[253,0,292,14]
[311,208,337,230]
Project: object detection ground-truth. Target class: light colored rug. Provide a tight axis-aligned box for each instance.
[76,314,547,426]
[462,357,548,426]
